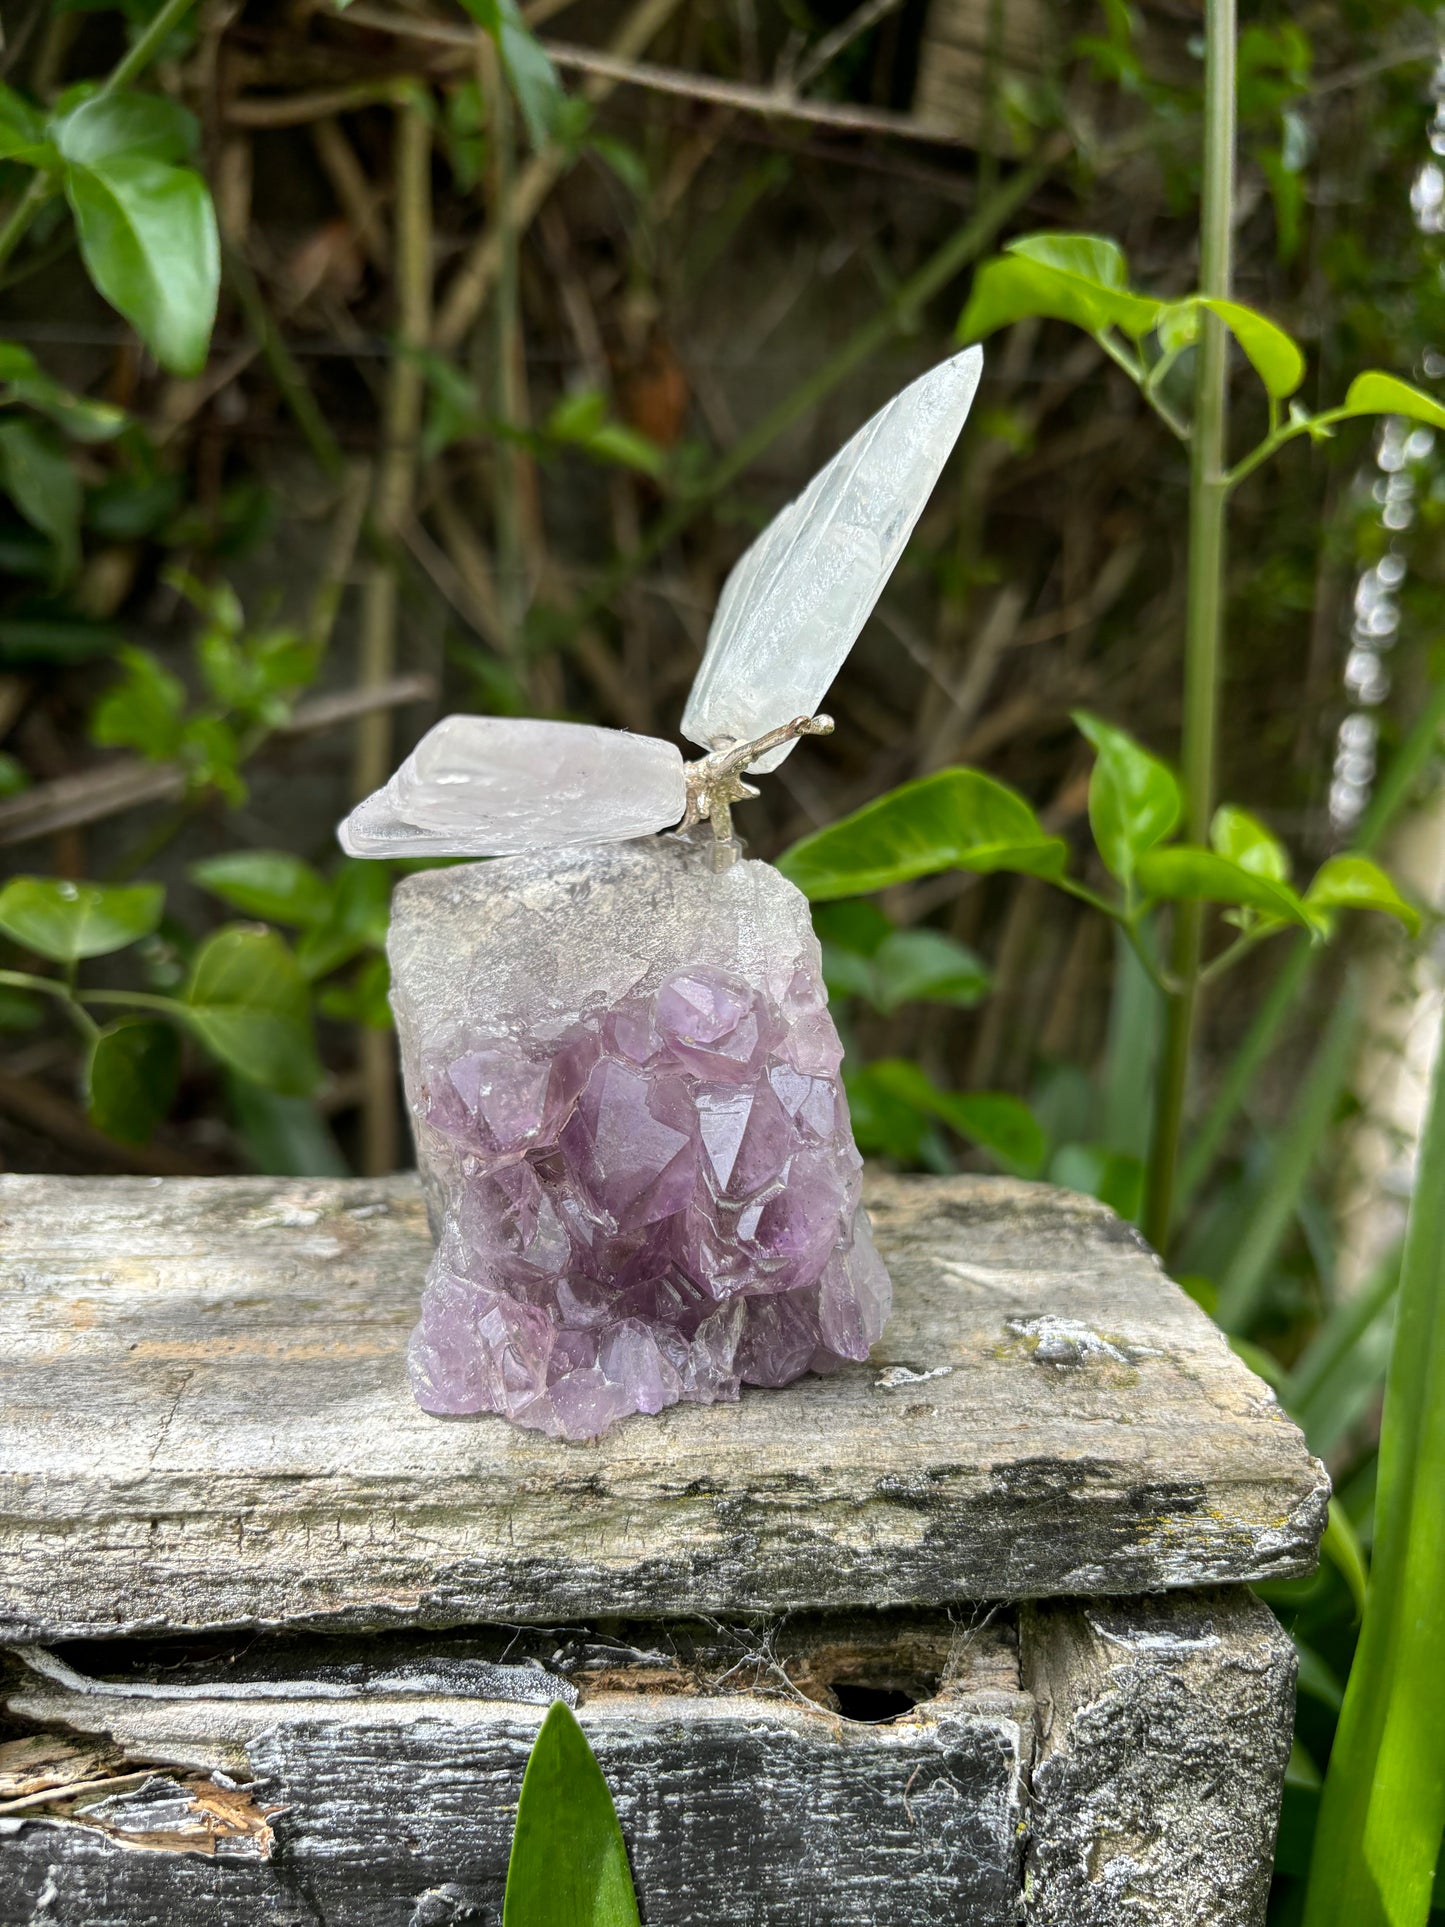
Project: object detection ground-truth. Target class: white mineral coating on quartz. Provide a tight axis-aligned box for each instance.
[682,344,983,771]
[388,837,891,1440]
[339,716,687,858]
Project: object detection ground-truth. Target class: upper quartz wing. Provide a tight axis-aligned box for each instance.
[337,715,687,857]
[682,345,983,772]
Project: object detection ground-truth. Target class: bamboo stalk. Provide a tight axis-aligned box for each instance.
[354,97,431,800]
[1141,0,1236,1254]
[351,93,432,1179]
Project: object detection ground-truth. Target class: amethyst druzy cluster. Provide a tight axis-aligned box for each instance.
[407,960,889,1440]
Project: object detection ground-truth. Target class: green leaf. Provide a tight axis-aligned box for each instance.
[1210,803,1291,882]
[87,1018,180,1143]
[190,851,331,928]
[0,81,54,165]
[819,943,875,1002]
[940,1089,1047,1175]
[183,926,321,1095]
[226,1072,350,1177]
[1333,371,1445,431]
[0,81,46,150]
[316,951,393,1028]
[1073,711,1181,881]
[1196,297,1306,400]
[51,90,198,167]
[503,1701,640,1927]
[1155,301,1200,352]
[960,234,1161,344]
[869,1059,1046,1176]
[811,900,894,958]
[1293,1641,1346,1716]
[458,0,567,151]
[842,1062,939,1165]
[779,768,1067,901]
[63,154,219,376]
[0,876,163,961]
[867,928,991,1014]
[547,388,665,476]
[0,417,81,581]
[0,337,128,443]
[90,645,188,760]
[1320,1498,1368,1622]
[295,860,392,979]
[0,752,28,798]
[1133,847,1313,927]
[1304,855,1421,936]
[1009,232,1130,288]
[1050,1142,1145,1222]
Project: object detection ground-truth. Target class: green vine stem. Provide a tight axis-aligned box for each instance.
[1143,0,1237,1254]
[0,968,99,1043]
[101,0,199,93]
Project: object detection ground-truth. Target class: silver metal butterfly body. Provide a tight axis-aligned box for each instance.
[338,346,983,861]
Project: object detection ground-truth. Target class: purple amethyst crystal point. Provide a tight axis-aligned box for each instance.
[389,838,892,1441]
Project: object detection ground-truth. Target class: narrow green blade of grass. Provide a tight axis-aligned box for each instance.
[1288,1248,1400,1460]
[1286,1245,1401,1413]
[503,1701,641,1927]
[1214,982,1361,1332]
[1177,677,1445,1215]
[1302,1019,1445,1927]
[1102,921,1159,1163]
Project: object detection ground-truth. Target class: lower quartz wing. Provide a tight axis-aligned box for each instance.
[337,716,688,857]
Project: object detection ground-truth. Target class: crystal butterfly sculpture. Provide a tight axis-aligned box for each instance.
[341,346,984,1441]
[339,345,983,860]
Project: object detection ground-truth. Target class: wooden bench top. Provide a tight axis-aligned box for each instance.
[0,1171,1327,1641]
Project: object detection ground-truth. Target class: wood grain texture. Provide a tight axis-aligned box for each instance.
[0,1599,1291,1926]
[1021,1589,1295,1925]
[0,1172,1327,1642]
[0,1616,1030,1926]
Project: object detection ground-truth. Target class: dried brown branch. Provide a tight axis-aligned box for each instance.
[0,678,434,849]
[427,0,688,353]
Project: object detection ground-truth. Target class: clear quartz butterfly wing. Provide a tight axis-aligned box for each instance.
[338,346,983,856]
[682,344,984,772]
[338,716,686,858]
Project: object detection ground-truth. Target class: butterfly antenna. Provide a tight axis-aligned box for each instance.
[679,714,834,849]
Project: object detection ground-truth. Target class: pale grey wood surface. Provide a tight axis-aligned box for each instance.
[0,1597,1289,1926]
[0,1172,1327,1641]
[1022,1589,1294,1925]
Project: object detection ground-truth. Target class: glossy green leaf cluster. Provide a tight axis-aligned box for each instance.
[781,712,1418,958]
[0,873,324,1141]
[958,229,1445,466]
[90,573,319,804]
[0,82,218,375]
[191,850,394,1026]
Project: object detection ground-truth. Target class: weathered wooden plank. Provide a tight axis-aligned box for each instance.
[1021,1589,1295,1925]
[0,1617,1031,1926]
[0,1172,1326,1640]
[0,1597,1292,1925]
